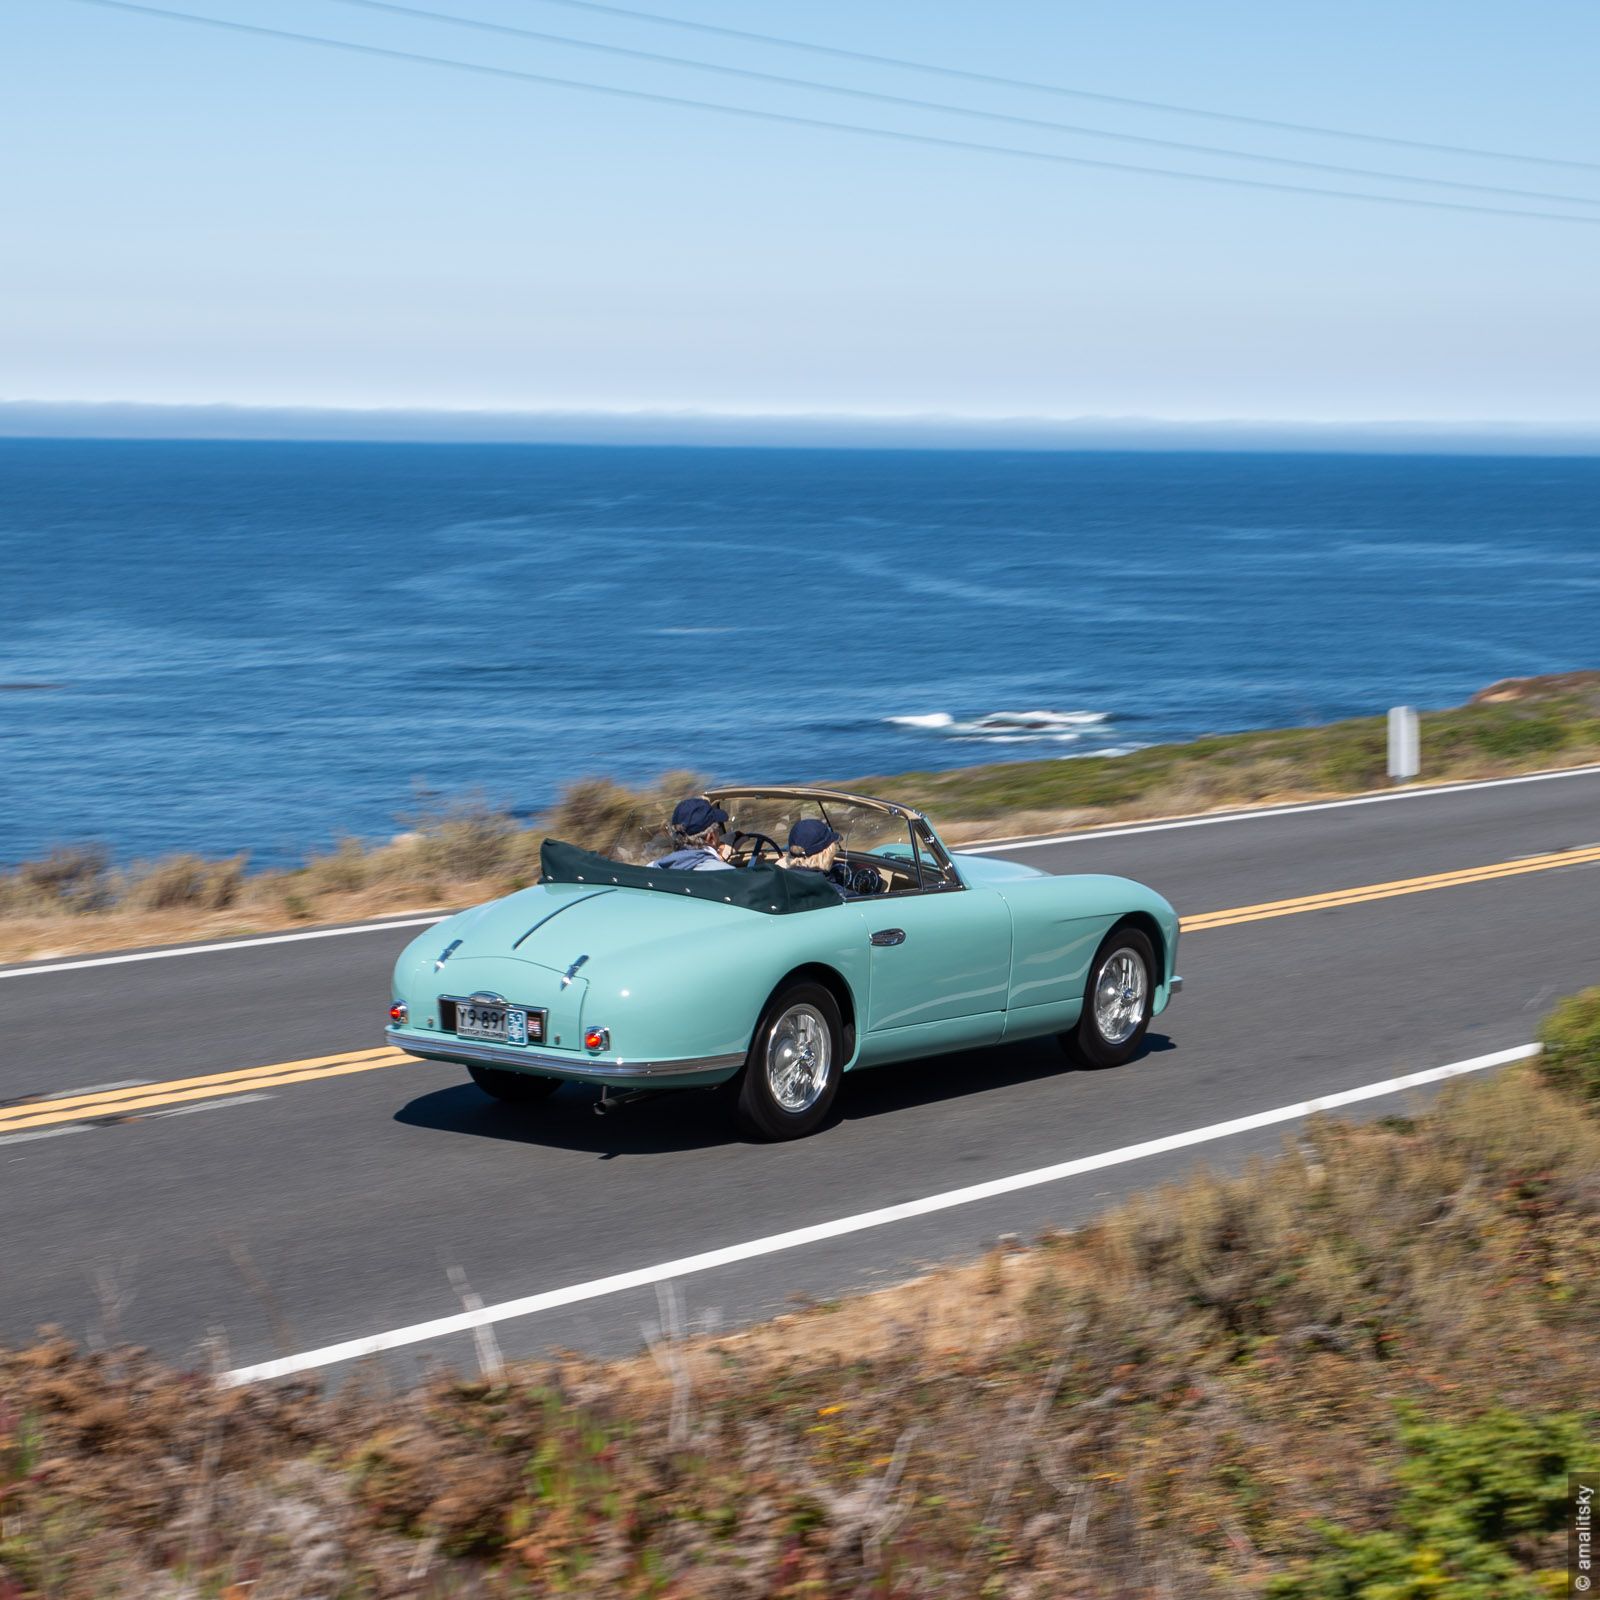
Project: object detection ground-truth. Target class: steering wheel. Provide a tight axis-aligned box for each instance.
[732,830,784,867]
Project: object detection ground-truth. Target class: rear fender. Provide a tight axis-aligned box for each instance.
[570,909,871,1066]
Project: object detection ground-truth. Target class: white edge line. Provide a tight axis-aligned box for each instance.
[41,1078,152,1099]
[0,916,449,980]
[140,1092,274,1119]
[223,1041,1539,1385]
[0,1125,93,1148]
[8,764,1599,979]
[961,762,1600,852]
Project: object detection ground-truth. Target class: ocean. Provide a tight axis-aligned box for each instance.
[2,439,1596,869]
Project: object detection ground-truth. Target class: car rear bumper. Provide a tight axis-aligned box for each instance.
[385,1026,744,1087]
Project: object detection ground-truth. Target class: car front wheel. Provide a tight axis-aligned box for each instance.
[735,982,843,1141]
[467,1063,561,1106]
[1066,926,1156,1069]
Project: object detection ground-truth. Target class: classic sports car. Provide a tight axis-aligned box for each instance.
[385,787,1181,1140]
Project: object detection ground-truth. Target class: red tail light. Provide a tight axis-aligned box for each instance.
[389,1001,408,1024]
[583,1027,609,1052]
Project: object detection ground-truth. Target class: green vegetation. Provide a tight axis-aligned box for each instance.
[1266,1410,1586,1599]
[1538,986,1600,1112]
[2,670,1598,962]
[3,988,1598,1596]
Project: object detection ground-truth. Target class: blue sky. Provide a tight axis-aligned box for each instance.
[5,0,1599,426]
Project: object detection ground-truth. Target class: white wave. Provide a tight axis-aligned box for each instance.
[887,712,957,729]
[886,707,1112,740]
[1057,744,1145,761]
[953,731,1081,745]
[964,709,1109,732]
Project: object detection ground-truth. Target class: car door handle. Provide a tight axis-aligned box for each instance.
[870,928,906,947]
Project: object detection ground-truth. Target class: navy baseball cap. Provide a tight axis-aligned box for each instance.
[671,796,728,833]
[788,818,843,856]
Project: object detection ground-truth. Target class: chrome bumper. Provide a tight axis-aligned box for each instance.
[384,1026,743,1082]
[1170,975,1184,994]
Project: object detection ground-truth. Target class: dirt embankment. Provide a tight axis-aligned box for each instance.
[1471,670,1600,703]
[4,671,1599,964]
[3,991,1599,1598]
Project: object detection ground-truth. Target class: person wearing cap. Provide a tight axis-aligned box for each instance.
[781,818,885,898]
[649,796,735,872]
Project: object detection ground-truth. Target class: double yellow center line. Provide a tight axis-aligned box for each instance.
[3,842,1594,1133]
[1182,841,1600,932]
[0,1047,409,1136]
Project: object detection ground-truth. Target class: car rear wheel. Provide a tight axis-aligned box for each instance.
[1066,926,1156,1069]
[735,982,843,1141]
[467,1063,561,1106]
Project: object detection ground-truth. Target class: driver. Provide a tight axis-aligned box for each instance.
[649,796,735,872]
[781,818,885,898]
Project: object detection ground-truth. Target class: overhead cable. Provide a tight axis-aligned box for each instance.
[312,0,1600,209]
[64,0,1600,226]
[520,0,1600,175]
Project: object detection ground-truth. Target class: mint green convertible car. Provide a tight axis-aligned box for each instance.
[385,787,1181,1140]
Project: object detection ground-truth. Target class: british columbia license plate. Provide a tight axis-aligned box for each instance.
[455,1001,529,1046]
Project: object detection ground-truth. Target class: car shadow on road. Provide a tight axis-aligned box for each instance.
[836,1031,1175,1125]
[394,1080,735,1157]
[393,1032,1175,1158]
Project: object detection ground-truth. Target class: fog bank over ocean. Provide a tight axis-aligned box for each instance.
[5,402,1600,454]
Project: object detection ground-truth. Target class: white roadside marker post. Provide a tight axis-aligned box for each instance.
[1388,705,1420,784]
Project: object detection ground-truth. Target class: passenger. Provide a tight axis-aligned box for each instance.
[649,796,735,872]
[781,818,885,898]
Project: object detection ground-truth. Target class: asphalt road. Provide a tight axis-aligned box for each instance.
[3,768,1597,1381]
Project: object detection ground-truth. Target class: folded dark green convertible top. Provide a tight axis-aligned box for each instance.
[539,839,844,914]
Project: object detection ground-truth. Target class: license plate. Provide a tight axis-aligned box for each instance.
[455,1002,528,1046]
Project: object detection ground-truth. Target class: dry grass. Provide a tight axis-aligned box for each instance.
[0,774,706,964]
[5,673,1600,963]
[3,1007,1599,1598]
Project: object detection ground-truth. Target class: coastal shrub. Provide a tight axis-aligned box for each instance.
[1437,1059,1600,1195]
[542,776,652,854]
[402,795,528,884]
[1537,985,1600,1112]
[0,845,112,915]
[118,852,247,911]
[543,769,710,855]
[279,886,314,921]
[300,835,375,894]
[1266,1407,1586,1599]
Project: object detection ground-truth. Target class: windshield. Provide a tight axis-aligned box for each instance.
[711,791,914,858]
[590,788,949,881]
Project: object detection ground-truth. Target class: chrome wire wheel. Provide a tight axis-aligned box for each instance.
[765,1002,833,1113]
[1093,947,1149,1045]
[736,981,844,1141]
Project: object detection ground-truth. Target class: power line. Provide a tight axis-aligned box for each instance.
[521,0,1600,176]
[311,0,1600,210]
[62,0,1600,226]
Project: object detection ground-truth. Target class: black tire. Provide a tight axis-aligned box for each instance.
[467,1062,561,1106]
[1066,926,1157,1069]
[734,981,844,1141]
